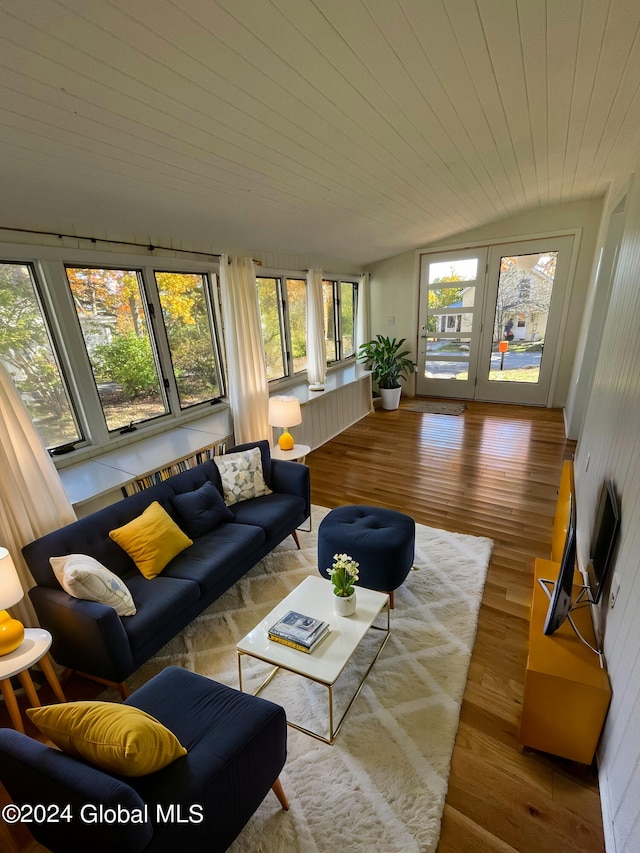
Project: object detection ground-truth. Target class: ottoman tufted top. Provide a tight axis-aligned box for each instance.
[317,505,415,596]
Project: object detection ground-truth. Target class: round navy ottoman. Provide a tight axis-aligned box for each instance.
[317,505,415,608]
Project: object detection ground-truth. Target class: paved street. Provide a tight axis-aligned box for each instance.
[426,348,542,378]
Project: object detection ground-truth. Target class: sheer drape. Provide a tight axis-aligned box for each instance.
[0,364,76,626]
[306,268,326,388]
[356,272,371,359]
[219,255,270,444]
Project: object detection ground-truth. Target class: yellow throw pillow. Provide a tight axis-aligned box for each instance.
[109,501,192,579]
[27,702,187,777]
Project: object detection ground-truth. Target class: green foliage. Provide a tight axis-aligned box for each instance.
[93,333,159,397]
[358,334,415,389]
[0,264,78,445]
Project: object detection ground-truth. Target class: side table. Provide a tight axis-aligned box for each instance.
[0,628,66,733]
[270,443,311,463]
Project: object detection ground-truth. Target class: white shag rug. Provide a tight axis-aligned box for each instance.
[113,506,493,853]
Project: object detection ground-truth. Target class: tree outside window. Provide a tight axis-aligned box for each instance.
[340,281,355,358]
[155,271,223,408]
[286,278,307,373]
[66,266,168,431]
[0,262,81,449]
[256,277,286,380]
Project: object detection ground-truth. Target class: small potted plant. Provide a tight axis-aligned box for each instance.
[358,335,415,410]
[327,553,359,616]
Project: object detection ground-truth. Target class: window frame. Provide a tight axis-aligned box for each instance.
[321,277,358,364]
[0,259,86,451]
[256,275,288,381]
[153,269,226,411]
[257,269,359,388]
[0,242,226,455]
[65,263,171,434]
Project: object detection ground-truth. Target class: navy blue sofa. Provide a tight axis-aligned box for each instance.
[0,666,289,852]
[22,441,310,695]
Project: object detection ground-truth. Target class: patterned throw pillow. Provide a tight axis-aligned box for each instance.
[49,554,136,616]
[214,446,273,506]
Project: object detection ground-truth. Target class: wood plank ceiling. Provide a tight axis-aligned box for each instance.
[1,0,640,264]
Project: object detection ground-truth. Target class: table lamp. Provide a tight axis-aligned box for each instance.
[268,396,302,451]
[0,547,25,655]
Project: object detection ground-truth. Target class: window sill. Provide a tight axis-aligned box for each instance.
[58,407,233,513]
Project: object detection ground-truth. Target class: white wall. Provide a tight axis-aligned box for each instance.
[574,170,640,853]
[365,199,603,406]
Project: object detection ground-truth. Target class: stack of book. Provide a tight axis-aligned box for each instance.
[268,610,330,653]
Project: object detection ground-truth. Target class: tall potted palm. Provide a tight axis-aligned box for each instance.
[358,335,415,410]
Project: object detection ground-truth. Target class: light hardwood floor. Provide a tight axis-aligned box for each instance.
[1,400,605,852]
[307,400,605,853]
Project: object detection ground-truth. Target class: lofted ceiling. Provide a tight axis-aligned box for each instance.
[1,0,640,265]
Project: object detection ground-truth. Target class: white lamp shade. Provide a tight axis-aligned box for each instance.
[0,547,24,610]
[268,396,302,428]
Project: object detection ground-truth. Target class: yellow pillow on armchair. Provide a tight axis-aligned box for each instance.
[27,701,187,777]
[109,501,192,579]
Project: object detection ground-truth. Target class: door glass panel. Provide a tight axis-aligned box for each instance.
[427,337,471,356]
[487,252,557,384]
[431,312,474,334]
[428,258,478,282]
[425,359,469,380]
[428,286,475,308]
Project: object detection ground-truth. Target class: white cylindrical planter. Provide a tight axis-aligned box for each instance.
[333,592,357,617]
[380,387,402,410]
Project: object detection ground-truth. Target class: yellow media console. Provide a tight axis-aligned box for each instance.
[518,462,612,764]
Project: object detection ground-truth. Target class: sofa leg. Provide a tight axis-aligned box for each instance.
[291,529,300,549]
[271,777,289,811]
[389,590,395,609]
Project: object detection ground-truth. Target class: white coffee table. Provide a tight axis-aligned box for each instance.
[237,576,390,744]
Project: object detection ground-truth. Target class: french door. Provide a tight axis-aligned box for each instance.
[417,236,575,405]
[416,248,488,400]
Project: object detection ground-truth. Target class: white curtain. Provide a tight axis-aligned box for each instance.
[219,255,270,444]
[0,364,77,626]
[356,272,371,359]
[306,268,326,387]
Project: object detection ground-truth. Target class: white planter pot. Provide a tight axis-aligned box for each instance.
[380,387,402,410]
[333,591,357,617]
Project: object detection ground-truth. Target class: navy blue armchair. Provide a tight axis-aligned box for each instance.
[0,667,289,852]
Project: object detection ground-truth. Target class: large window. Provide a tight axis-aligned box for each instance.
[0,262,82,450]
[256,276,309,380]
[0,255,224,454]
[66,267,169,432]
[323,279,357,362]
[2,248,355,453]
[155,272,223,408]
[286,278,307,373]
[256,277,286,380]
[340,280,356,358]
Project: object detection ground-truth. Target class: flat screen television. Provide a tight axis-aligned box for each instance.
[586,478,620,604]
[541,493,577,635]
